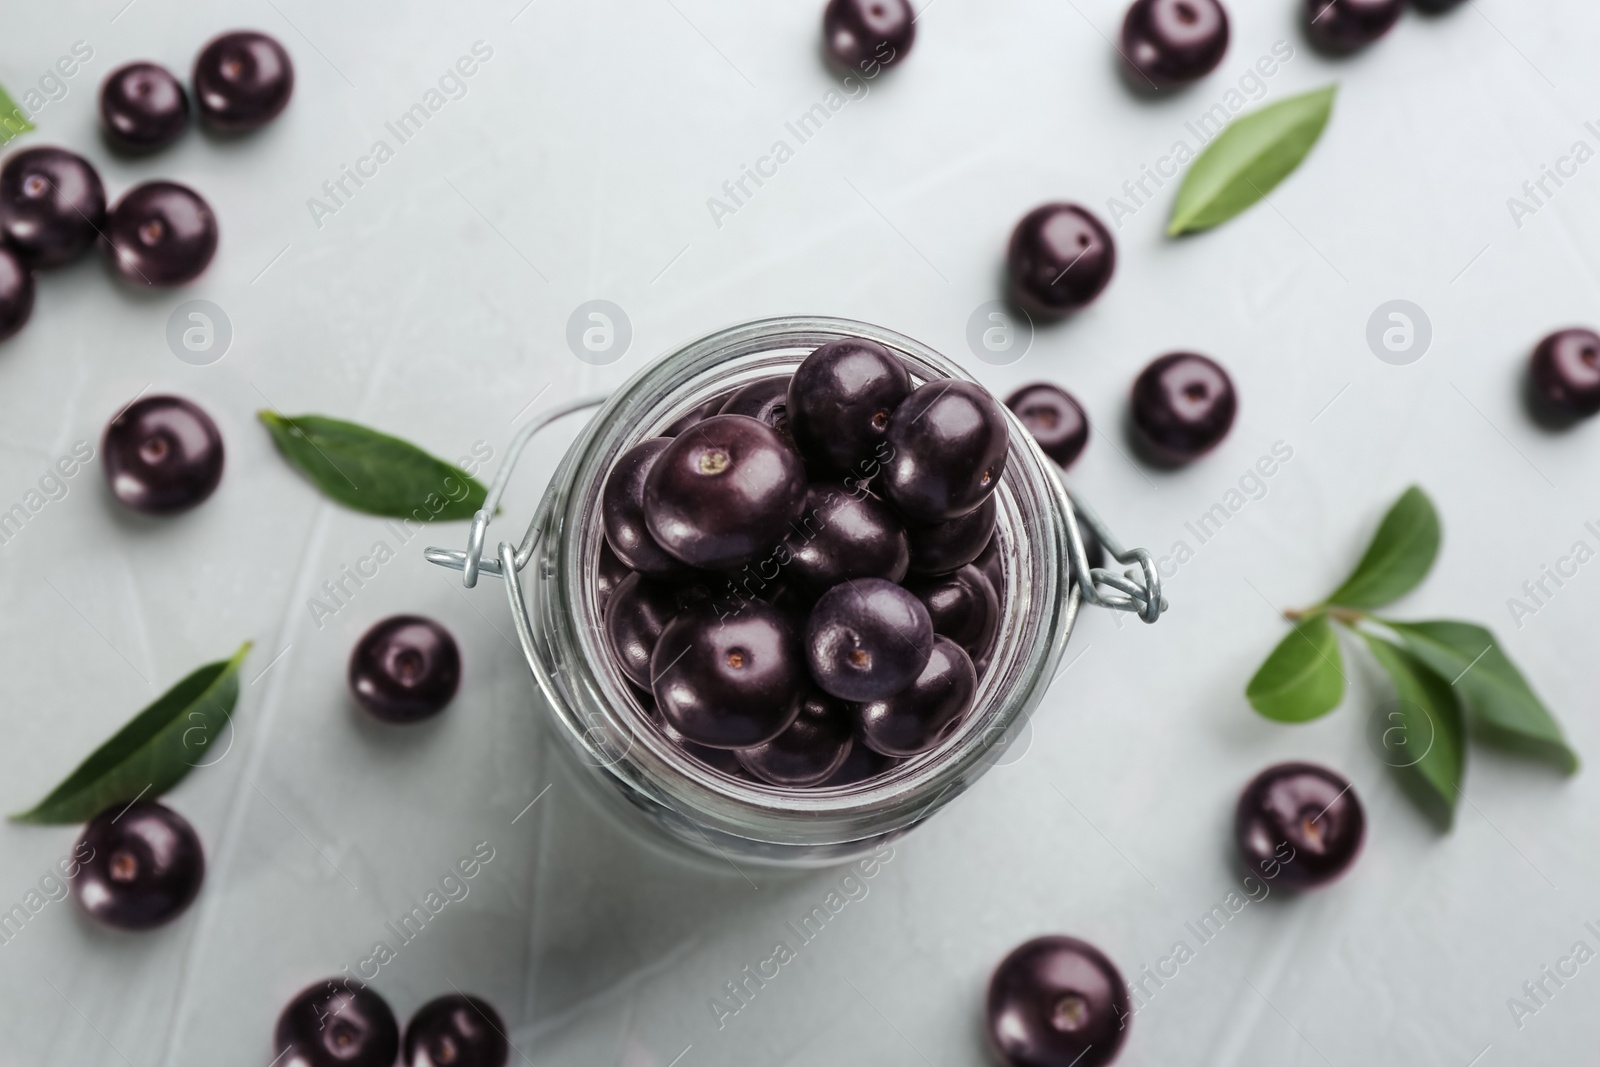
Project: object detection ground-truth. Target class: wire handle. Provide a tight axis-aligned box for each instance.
[425,394,609,588]
[426,395,1167,627]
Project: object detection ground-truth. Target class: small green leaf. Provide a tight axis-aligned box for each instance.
[13,643,251,824]
[1167,85,1336,236]
[1325,486,1440,610]
[1361,634,1464,828]
[1247,614,1346,722]
[1384,620,1578,773]
[260,412,487,521]
[0,83,35,145]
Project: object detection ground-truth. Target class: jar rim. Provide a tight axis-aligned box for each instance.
[525,316,1080,856]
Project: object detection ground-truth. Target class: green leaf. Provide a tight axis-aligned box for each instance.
[1361,634,1465,828]
[1325,486,1440,610]
[1247,614,1346,722]
[1167,85,1337,236]
[0,83,35,145]
[260,412,487,521]
[13,643,251,824]
[1384,620,1578,773]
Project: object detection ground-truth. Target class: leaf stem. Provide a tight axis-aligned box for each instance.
[1285,605,1366,627]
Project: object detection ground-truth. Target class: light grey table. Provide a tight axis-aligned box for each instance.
[2,1,1597,1064]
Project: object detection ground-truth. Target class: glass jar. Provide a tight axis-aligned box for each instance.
[427,317,1163,871]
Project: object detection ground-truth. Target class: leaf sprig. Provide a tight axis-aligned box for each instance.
[1246,487,1577,828]
[12,643,251,824]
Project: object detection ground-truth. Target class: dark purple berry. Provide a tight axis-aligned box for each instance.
[194,31,294,132]
[662,392,732,437]
[788,337,913,475]
[974,539,1006,611]
[403,993,509,1067]
[1007,204,1116,318]
[103,181,218,287]
[0,246,33,342]
[986,936,1131,1067]
[0,146,107,269]
[1529,327,1600,421]
[656,710,746,775]
[736,688,854,786]
[652,601,804,748]
[823,0,916,72]
[1006,384,1089,469]
[1130,352,1236,465]
[103,395,224,514]
[596,540,631,614]
[644,414,808,570]
[719,375,793,438]
[1121,0,1230,89]
[881,380,1010,524]
[782,485,910,591]
[605,572,707,690]
[100,62,190,153]
[276,979,400,1067]
[1305,0,1402,53]
[855,636,976,756]
[349,615,461,723]
[72,801,204,931]
[603,439,685,575]
[906,495,996,576]
[806,578,933,701]
[821,742,901,786]
[1236,762,1365,890]
[908,565,999,666]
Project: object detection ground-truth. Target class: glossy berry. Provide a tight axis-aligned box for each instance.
[72,801,204,931]
[907,495,996,576]
[1007,204,1116,318]
[788,337,913,474]
[100,62,190,152]
[103,181,218,287]
[103,395,224,514]
[821,742,901,786]
[1121,0,1230,89]
[856,636,976,756]
[736,688,854,786]
[349,615,462,723]
[1529,327,1600,421]
[276,979,400,1067]
[782,485,910,591]
[1236,762,1365,890]
[656,710,746,776]
[404,993,509,1067]
[1007,384,1089,469]
[605,573,707,690]
[882,380,1010,523]
[986,936,1131,1067]
[645,414,808,570]
[603,438,684,575]
[663,392,732,437]
[1130,352,1236,465]
[908,565,999,665]
[0,146,107,269]
[1305,0,1402,53]
[0,246,33,342]
[719,375,793,438]
[652,601,804,748]
[194,31,294,132]
[596,540,631,614]
[823,0,916,73]
[806,578,933,701]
